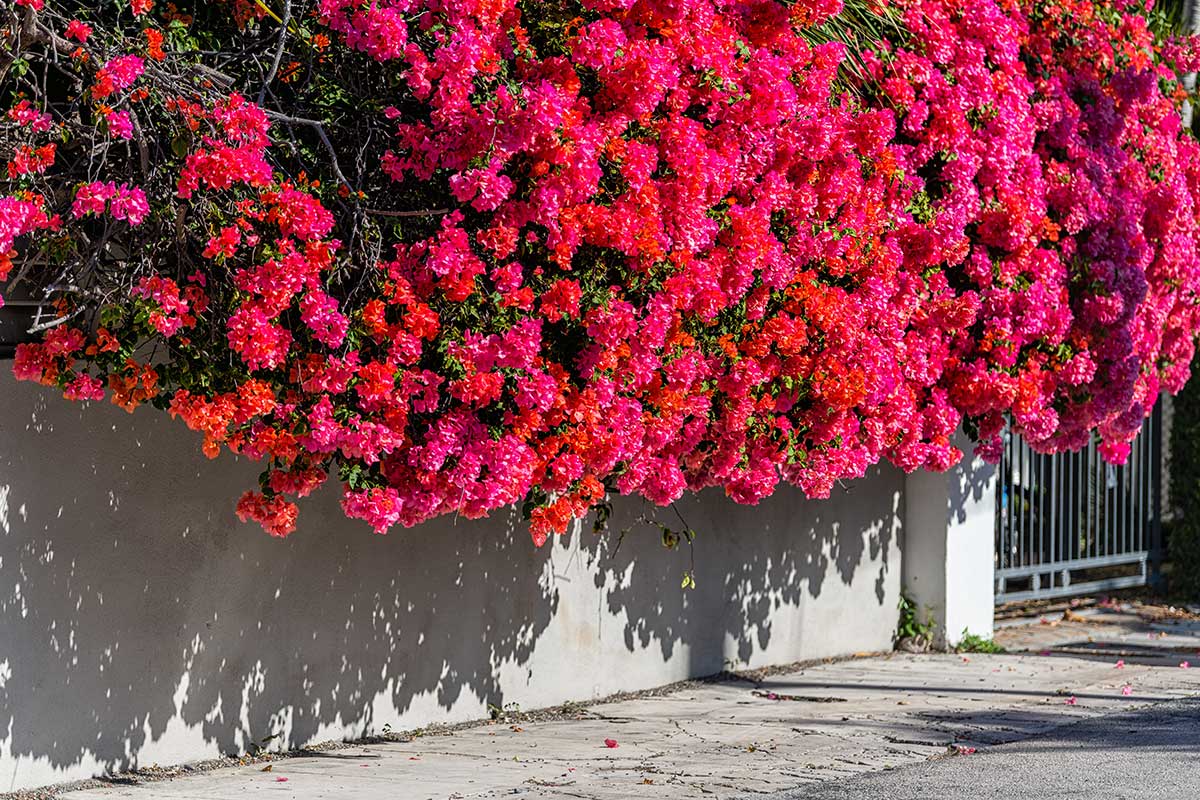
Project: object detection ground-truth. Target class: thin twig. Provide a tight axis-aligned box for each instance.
[262,109,356,190]
[27,305,87,334]
[258,0,292,106]
[363,207,451,218]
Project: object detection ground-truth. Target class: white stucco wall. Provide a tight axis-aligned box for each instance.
[0,371,905,791]
[902,434,997,648]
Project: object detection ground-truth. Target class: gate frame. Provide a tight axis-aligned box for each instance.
[994,406,1164,605]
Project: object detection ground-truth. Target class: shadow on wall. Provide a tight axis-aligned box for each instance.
[0,371,901,787]
[948,437,997,527]
[593,473,901,675]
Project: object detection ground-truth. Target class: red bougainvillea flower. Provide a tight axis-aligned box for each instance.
[5,0,1199,545]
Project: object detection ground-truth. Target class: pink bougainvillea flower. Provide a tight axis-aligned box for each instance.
[7,99,52,132]
[64,20,92,43]
[10,0,1200,543]
[109,185,150,225]
[105,110,133,140]
[63,374,105,402]
[92,55,144,99]
[71,181,116,218]
[603,739,619,749]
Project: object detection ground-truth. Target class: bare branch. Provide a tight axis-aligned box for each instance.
[258,0,293,106]
[27,305,87,335]
[262,109,357,191]
[363,207,451,218]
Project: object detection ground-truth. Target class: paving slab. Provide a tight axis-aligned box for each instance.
[995,605,1200,665]
[56,637,1200,800]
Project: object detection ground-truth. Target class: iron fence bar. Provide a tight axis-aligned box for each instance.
[1032,446,1038,569]
[1010,431,1017,570]
[1142,419,1152,556]
[1085,446,1091,560]
[1135,424,1143,555]
[1073,447,1081,562]
[1116,442,1121,557]
[1151,403,1164,589]
[1083,440,1089,562]
[1131,433,1137,557]
[1124,436,1130,552]
[1094,442,1101,560]
[1107,446,1114,559]
[1018,437,1025,569]
[1145,410,1153,556]
[999,433,1007,573]
[1114,441,1121,556]
[1032,448,1041,573]
[995,551,1149,577]
[1099,438,1108,556]
[1056,450,1065,575]
[1051,444,1059,577]
[1011,432,1017,570]
[1079,446,1086,561]
[1128,431,1135,554]
[1017,437,1025,569]
[1010,432,1018,571]
[1080,441,1085,562]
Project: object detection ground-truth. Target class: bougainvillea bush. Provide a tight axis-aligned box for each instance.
[2,0,1199,543]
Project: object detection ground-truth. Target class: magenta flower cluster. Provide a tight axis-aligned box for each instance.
[4,0,1199,543]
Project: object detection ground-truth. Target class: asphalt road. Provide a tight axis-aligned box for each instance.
[764,698,1200,800]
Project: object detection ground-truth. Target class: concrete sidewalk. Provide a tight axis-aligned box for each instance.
[767,697,1200,800]
[33,607,1200,800]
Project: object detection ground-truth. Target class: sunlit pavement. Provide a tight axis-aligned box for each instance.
[55,609,1200,800]
[763,697,1200,800]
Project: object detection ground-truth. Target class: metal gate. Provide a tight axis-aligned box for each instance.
[995,408,1162,604]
